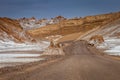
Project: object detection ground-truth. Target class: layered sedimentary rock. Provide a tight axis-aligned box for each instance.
[28,12,120,39]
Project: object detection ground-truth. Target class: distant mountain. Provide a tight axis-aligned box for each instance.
[18,16,66,30]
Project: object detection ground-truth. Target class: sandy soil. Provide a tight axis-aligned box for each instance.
[0,40,120,80]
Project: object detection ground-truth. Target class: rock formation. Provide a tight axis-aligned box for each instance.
[0,17,36,43]
[43,40,64,55]
[0,17,24,42]
[89,35,104,45]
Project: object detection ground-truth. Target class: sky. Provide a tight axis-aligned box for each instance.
[0,0,120,19]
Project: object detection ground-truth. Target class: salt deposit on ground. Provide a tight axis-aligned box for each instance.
[97,37,120,56]
[0,40,49,68]
[0,53,44,68]
[0,40,50,52]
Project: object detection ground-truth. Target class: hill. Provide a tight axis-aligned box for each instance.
[27,12,120,40]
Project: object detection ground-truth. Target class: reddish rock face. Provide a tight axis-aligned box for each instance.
[0,17,23,42]
[0,17,34,43]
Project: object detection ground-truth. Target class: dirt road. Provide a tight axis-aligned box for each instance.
[0,41,120,80]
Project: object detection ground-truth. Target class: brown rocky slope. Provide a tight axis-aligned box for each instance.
[0,17,35,42]
[27,12,120,39]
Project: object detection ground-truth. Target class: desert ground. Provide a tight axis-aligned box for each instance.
[0,40,120,80]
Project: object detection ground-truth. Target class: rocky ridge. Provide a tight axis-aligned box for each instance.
[0,12,120,43]
[27,12,120,40]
